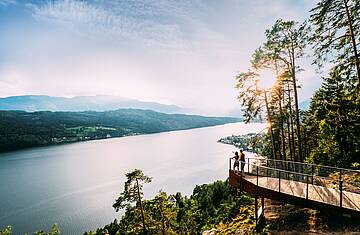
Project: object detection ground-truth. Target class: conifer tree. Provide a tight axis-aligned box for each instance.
[310,0,360,85]
[113,169,152,234]
[264,20,309,162]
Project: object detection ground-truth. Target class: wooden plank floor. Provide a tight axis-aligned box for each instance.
[243,174,360,211]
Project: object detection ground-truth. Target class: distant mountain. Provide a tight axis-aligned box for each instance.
[225,108,244,118]
[0,109,241,152]
[0,95,184,114]
[299,100,311,110]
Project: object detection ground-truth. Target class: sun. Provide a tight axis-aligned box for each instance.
[257,69,277,90]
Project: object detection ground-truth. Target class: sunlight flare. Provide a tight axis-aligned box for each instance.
[257,69,277,90]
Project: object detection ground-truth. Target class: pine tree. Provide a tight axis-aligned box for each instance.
[310,0,360,85]
[113,169,152,234]
[304,67,360,167]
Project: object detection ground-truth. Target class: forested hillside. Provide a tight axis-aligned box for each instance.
[85,170,255,235]
[0,109,239,152]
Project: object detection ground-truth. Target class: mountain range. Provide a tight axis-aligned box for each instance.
[0,95,184,114]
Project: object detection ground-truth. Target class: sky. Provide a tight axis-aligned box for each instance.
[0,0,321,116]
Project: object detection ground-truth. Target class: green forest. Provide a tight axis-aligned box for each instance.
[0,109,239,152]
[84,170,255,235]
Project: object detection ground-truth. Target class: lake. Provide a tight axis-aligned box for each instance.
[0,122,265,234]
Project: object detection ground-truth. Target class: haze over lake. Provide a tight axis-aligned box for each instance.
[0,122,265,234]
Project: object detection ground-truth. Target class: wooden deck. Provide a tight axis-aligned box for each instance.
[229,170,360,216]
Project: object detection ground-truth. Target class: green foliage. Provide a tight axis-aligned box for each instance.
[302,0,360,167]
[88,180,253,235]
[303,0,360,168]
[113,169,152,211]
[112,169,152,234]
[235,71,264,123]
[216,207,255,235]
[309,0,360,83]
[143,192,178,234]
[32,224,61,235]
[303,69,360,167]
[0,226,12,235]
[0,224,60,235]
[264,19,308,71]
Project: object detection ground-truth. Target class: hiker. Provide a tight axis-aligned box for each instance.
[233,151,240,171]
[240,149,245,173]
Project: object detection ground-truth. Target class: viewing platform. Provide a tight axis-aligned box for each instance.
[229,157,360,223]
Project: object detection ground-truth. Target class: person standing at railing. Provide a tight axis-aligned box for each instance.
[232,151,240,171]
[240,149,245,174]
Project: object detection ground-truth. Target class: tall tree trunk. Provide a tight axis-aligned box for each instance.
[284,92,293,161]
[275,61,286,160]
[278,91,287,161]
[302,126,308,161]
[343,0,360,84]
[292,77,302,162]
[136,178,147,234]
[286,114,293,161]
[287,83,296,162]
[264,90,277,159]
[289,111,296,161]
[290,53,303,162]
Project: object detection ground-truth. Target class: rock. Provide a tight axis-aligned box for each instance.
[202,228,217,235]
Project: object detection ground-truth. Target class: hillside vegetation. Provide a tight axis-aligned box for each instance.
[0,109,239,152]
[85,170,254,235]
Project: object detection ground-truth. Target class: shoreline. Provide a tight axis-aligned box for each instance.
[0,121,243,155]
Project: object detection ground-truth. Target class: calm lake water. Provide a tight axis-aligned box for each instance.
[0,122,265,234]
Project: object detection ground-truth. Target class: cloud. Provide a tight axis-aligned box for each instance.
[0,0,321,115]
[0,0,15,6]
[28,0,316,51]
[28,0,211,47]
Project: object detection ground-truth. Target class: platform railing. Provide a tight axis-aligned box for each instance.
[243,157,360,194]
[229,157,360,210]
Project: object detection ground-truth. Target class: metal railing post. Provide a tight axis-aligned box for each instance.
[248,158,250,173]
[286,164,290,180]
[311,165,314,184]
[256,163,259,221]
[288,161,291,172]
[256,165,259,187]
[287,161,290,171]
[339,169,343,208]
[339,169,342,182]
[255,186,258,226]
[339,180,343,208]
[306,175,309,200]
[266,160,269,177]
[278,170,281,192]
[240,164,243,192]
[288,161,291,180]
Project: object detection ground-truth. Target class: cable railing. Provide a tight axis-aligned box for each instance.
[248,157,360,194]
[229,157,360,211]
